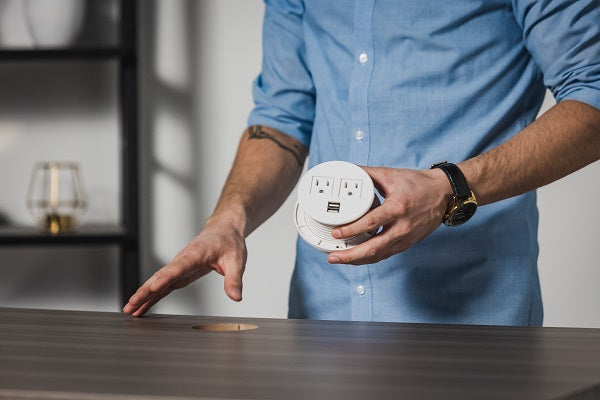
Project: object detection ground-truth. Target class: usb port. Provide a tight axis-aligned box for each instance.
[327,202,340,213]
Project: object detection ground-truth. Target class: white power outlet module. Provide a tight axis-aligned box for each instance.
[294,161,376,252]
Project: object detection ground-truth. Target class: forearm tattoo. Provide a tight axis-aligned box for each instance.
[247,125,305,167]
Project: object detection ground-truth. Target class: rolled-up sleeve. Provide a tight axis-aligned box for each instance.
[247,0,315,148]
[512,0,600,110]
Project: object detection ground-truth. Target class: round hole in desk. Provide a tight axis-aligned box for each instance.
[192,323,258,332]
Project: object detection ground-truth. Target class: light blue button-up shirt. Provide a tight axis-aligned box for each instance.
[248,0,600,325]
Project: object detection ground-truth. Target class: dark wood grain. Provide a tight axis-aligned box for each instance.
[1,308,599,400]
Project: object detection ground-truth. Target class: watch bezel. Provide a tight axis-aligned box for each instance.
[443,192,478,226]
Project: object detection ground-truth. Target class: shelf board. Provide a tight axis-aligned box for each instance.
[0,226,128,246]
[0,47,123,62]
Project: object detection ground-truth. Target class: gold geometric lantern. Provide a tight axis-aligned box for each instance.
[26,161,88,234]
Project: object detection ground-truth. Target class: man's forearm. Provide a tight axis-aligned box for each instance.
[460,100,600,206]
[207,125,308,237]
[327,100,600,265]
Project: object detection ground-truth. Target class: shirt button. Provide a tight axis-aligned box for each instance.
[359,52,368,64]
[356,285,366,295]
[355,130,364,141]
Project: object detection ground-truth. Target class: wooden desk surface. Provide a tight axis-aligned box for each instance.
[1,308,599,400]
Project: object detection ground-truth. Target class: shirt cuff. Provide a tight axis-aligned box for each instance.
[557,88,600,112]
[247,112,312,148]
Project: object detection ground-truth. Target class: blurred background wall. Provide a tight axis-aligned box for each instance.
[0,0,598,327]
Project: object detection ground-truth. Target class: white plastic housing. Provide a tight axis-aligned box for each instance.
[294,161,376,253]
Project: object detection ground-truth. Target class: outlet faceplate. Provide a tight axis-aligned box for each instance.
[297,161,375,226]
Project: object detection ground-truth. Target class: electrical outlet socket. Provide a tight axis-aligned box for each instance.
[339,178,362,198]
[294,161,376,252]
[310,176,333,197]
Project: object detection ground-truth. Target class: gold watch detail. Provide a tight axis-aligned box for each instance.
[430,161,478,226]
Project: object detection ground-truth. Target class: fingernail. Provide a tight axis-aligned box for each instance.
[329,256,340,263]
[332,229,341,239]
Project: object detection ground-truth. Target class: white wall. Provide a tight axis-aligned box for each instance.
[139,0,297,319]
[0,0,598,327]
[536,95,600,327]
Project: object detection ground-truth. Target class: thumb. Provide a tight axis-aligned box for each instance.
[360,165,386,183]
[218,241,247,302]
[224,272,243,302]
[222,254,244,301]
[359,165,387,196]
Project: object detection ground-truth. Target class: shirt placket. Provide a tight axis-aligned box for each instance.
[348,0,375,165]
[350,265,373,321]
[346,0,376,322]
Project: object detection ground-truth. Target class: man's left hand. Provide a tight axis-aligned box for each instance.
[327,166,451,265]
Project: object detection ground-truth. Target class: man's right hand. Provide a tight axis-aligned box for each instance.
[123,125,307,317]
[122,216,248,317]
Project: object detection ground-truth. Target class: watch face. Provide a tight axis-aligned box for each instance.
[448,201,477,226]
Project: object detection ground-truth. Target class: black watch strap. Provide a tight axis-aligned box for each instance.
[430,162,471,200]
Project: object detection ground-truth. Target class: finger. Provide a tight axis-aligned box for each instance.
[149,258,194,291]
[123,281,155,313]
[134,268,197,314]
[131,294,161,317]
[328,231,397,265]
[123,268,171,314]
[360,166,390,196]
[220,252,245,301]
[149,267,175,292]
[130,295,159,317]
[130,286,175,317]
[360,165,382,180]
[124,285,158,315]
[332,204,394,239]
[134,288,175,317]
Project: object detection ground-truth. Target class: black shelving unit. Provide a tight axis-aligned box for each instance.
[0,47,122,61]
[0,0,140,307]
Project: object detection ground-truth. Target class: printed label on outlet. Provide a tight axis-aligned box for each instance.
[311,176,333,196]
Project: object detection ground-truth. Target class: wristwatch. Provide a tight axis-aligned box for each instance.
[430,161,477,226]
